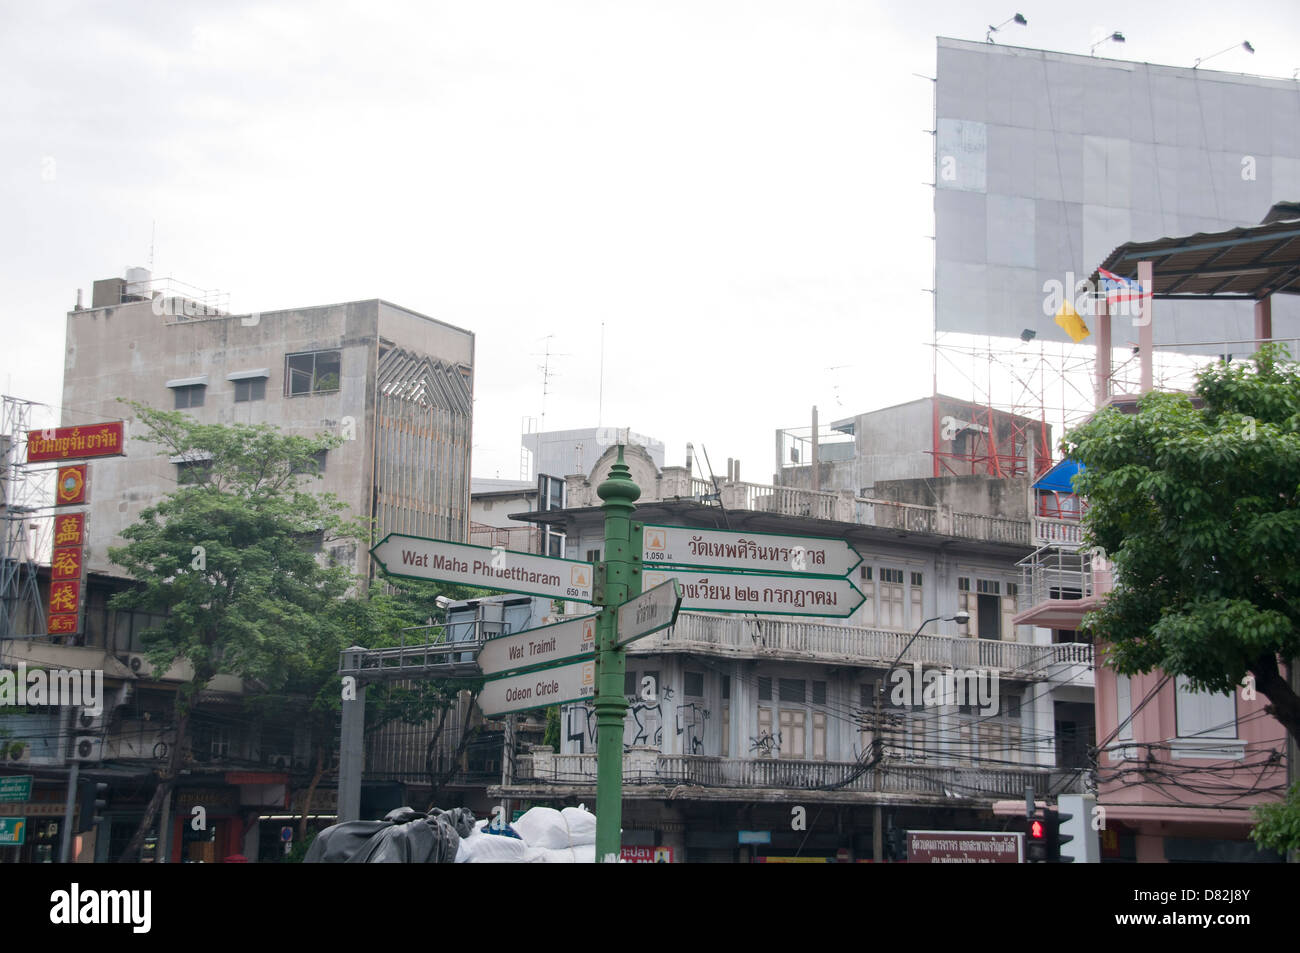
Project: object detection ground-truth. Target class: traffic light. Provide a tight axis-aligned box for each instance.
[77,780,108,833]
[1045,807,1074,863]
[1025,813,1047,862]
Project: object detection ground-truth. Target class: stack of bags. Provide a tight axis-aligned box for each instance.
[456,805,597,863]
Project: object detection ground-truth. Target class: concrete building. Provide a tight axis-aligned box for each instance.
[64,275,476,580]
[493,444,1095,861]
[522,427,665,482]
[776,395,1052,495]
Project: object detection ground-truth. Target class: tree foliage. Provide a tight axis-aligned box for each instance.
[106,402,364,859]
[1063,343,1300,742]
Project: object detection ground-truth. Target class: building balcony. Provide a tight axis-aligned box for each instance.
[506,749,1058,803]
[1032,515,1086,549]
[629,612,1090,681]
[1013,547,1101,628]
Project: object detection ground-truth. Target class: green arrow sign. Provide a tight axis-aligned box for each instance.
[642,568,864,618]
[0,817,26,846]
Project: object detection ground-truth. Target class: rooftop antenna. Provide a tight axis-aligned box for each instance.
[148,219,156,271]
[531,336,571,432]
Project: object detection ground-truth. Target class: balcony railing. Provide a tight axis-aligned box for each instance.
[1032,516,1086,549]
[630,612,1076,678]
[1017,547,1094,611]
[515,751,1052,799]
[709,480,1031,546]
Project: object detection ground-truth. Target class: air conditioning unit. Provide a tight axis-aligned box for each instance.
[116,653,148,675]
[74,736,104,762]
[79,709,104,731]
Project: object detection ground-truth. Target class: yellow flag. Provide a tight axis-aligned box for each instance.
[1054,300,1090,342]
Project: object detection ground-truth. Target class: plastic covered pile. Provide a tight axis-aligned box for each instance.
[456,805,596,863]
[304,806,475,863]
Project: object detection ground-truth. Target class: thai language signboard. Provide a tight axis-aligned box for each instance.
[642,569,863,618]
[642,525,861,578]
[26,422,124,462]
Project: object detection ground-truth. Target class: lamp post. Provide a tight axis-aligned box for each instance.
[986,13,1027,44]
[871,609,971,861]
[1090,32,1126,57]
[1194,41,1254,69]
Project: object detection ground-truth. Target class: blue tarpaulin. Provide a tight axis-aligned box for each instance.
[1032,459,1084,493]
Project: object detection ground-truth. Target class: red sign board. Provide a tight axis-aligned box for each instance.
[27,422,124,462]
[51,547,83,581]
[906,831,1023,864]
[620,846,674,863]
[48,580,80,617]
[55,465,88,505]
[52,513,86,548]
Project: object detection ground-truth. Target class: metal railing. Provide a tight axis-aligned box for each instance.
[631,611,1062,677]
[1017,548,1095,611]
[734,482,839,520]
[518,751,1052,799]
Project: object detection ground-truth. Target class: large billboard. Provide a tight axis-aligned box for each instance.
[934,38,1300,351]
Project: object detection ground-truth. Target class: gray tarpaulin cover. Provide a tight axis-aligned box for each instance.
[304,806,475,863]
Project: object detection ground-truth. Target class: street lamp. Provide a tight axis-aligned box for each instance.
[1090,32,1126,57]
[882,610,972,690]
[1194,40,1254,69]
[987,13,1028,44]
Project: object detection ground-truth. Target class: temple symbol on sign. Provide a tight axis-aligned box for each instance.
[582,662,594,686]
[645,530,666,551]
[583,620,594,641]
[571,566,590,587]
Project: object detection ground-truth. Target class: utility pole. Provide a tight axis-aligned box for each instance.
[593,445,642,862]
[872,677,883,862]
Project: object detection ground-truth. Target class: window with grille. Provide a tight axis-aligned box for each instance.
[880,568,905,628]
[624,670,637,697]
[684,671,704,697]
[173,384,205,409]
[910,571,924,627]
[233,378,266,402]
[778,678,805,704]
[757,676,772,701]
[859,565,875,624]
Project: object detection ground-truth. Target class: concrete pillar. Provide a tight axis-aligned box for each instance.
[1095,296,1111,407]
[1138,261,1153,394]
[1255,296,1273,345]
[338,646,367,823]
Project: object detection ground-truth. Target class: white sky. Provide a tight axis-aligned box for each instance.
[4,1,1298,484]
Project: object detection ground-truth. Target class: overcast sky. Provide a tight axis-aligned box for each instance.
[4,1,1298,485]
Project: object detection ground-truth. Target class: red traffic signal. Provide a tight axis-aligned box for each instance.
[1029,819,1045,840]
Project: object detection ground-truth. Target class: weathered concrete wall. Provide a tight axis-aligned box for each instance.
[872,474,1031,521]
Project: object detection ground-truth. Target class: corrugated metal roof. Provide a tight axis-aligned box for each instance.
[1093,205,1300,299]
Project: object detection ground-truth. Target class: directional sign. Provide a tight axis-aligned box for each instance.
[370,534,594,603]
[0,817,26,846]
[478,658,596,717]
[0,776,32,803]
[642,525,862,578]
[616,579,682,647]
[478,614,597,678]
[642,569,864,618]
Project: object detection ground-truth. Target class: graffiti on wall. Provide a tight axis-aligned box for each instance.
[675,702,710,755]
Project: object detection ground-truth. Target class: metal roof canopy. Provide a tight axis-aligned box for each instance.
[1093,207,1300,300]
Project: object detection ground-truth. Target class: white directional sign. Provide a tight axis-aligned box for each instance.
[642,525,861,577]
[642,569,864,618]
[616,579,682,647]
[479,658,596,717]
[477,614,597,678]
[370,533,595,603]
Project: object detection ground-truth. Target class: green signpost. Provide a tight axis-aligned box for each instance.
[368,442,863,862]
[0,776,32,803]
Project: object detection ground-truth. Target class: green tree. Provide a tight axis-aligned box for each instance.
[107,403,361,862]
[1064,342,1300,744]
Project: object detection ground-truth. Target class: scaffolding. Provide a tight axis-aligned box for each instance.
[0,396,50,640]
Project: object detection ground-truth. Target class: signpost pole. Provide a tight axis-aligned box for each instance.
[594,446,641,863]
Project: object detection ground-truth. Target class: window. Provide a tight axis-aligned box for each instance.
[176,460,213,485]
[684,671,704,697]
[292,450,328,476]
[779,709,806,759]
[285,350,342,396]
[757,676,772,701]
[880,568,905,628]
[910,571,924,627]
[1115,674,1134,742]
[173,384,205,409]
[1175,677,1237,739]
[975,579,1002,640]
[624,670,638,697]
[812,712,826,761]
[858,566,875,625]
[957,577,972,636]
[757,706,774,758]
[778,679,805,704]
[586,548,601,563]
[722,703,730,757]
[234,378,266,402]
[812,681,826,706]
